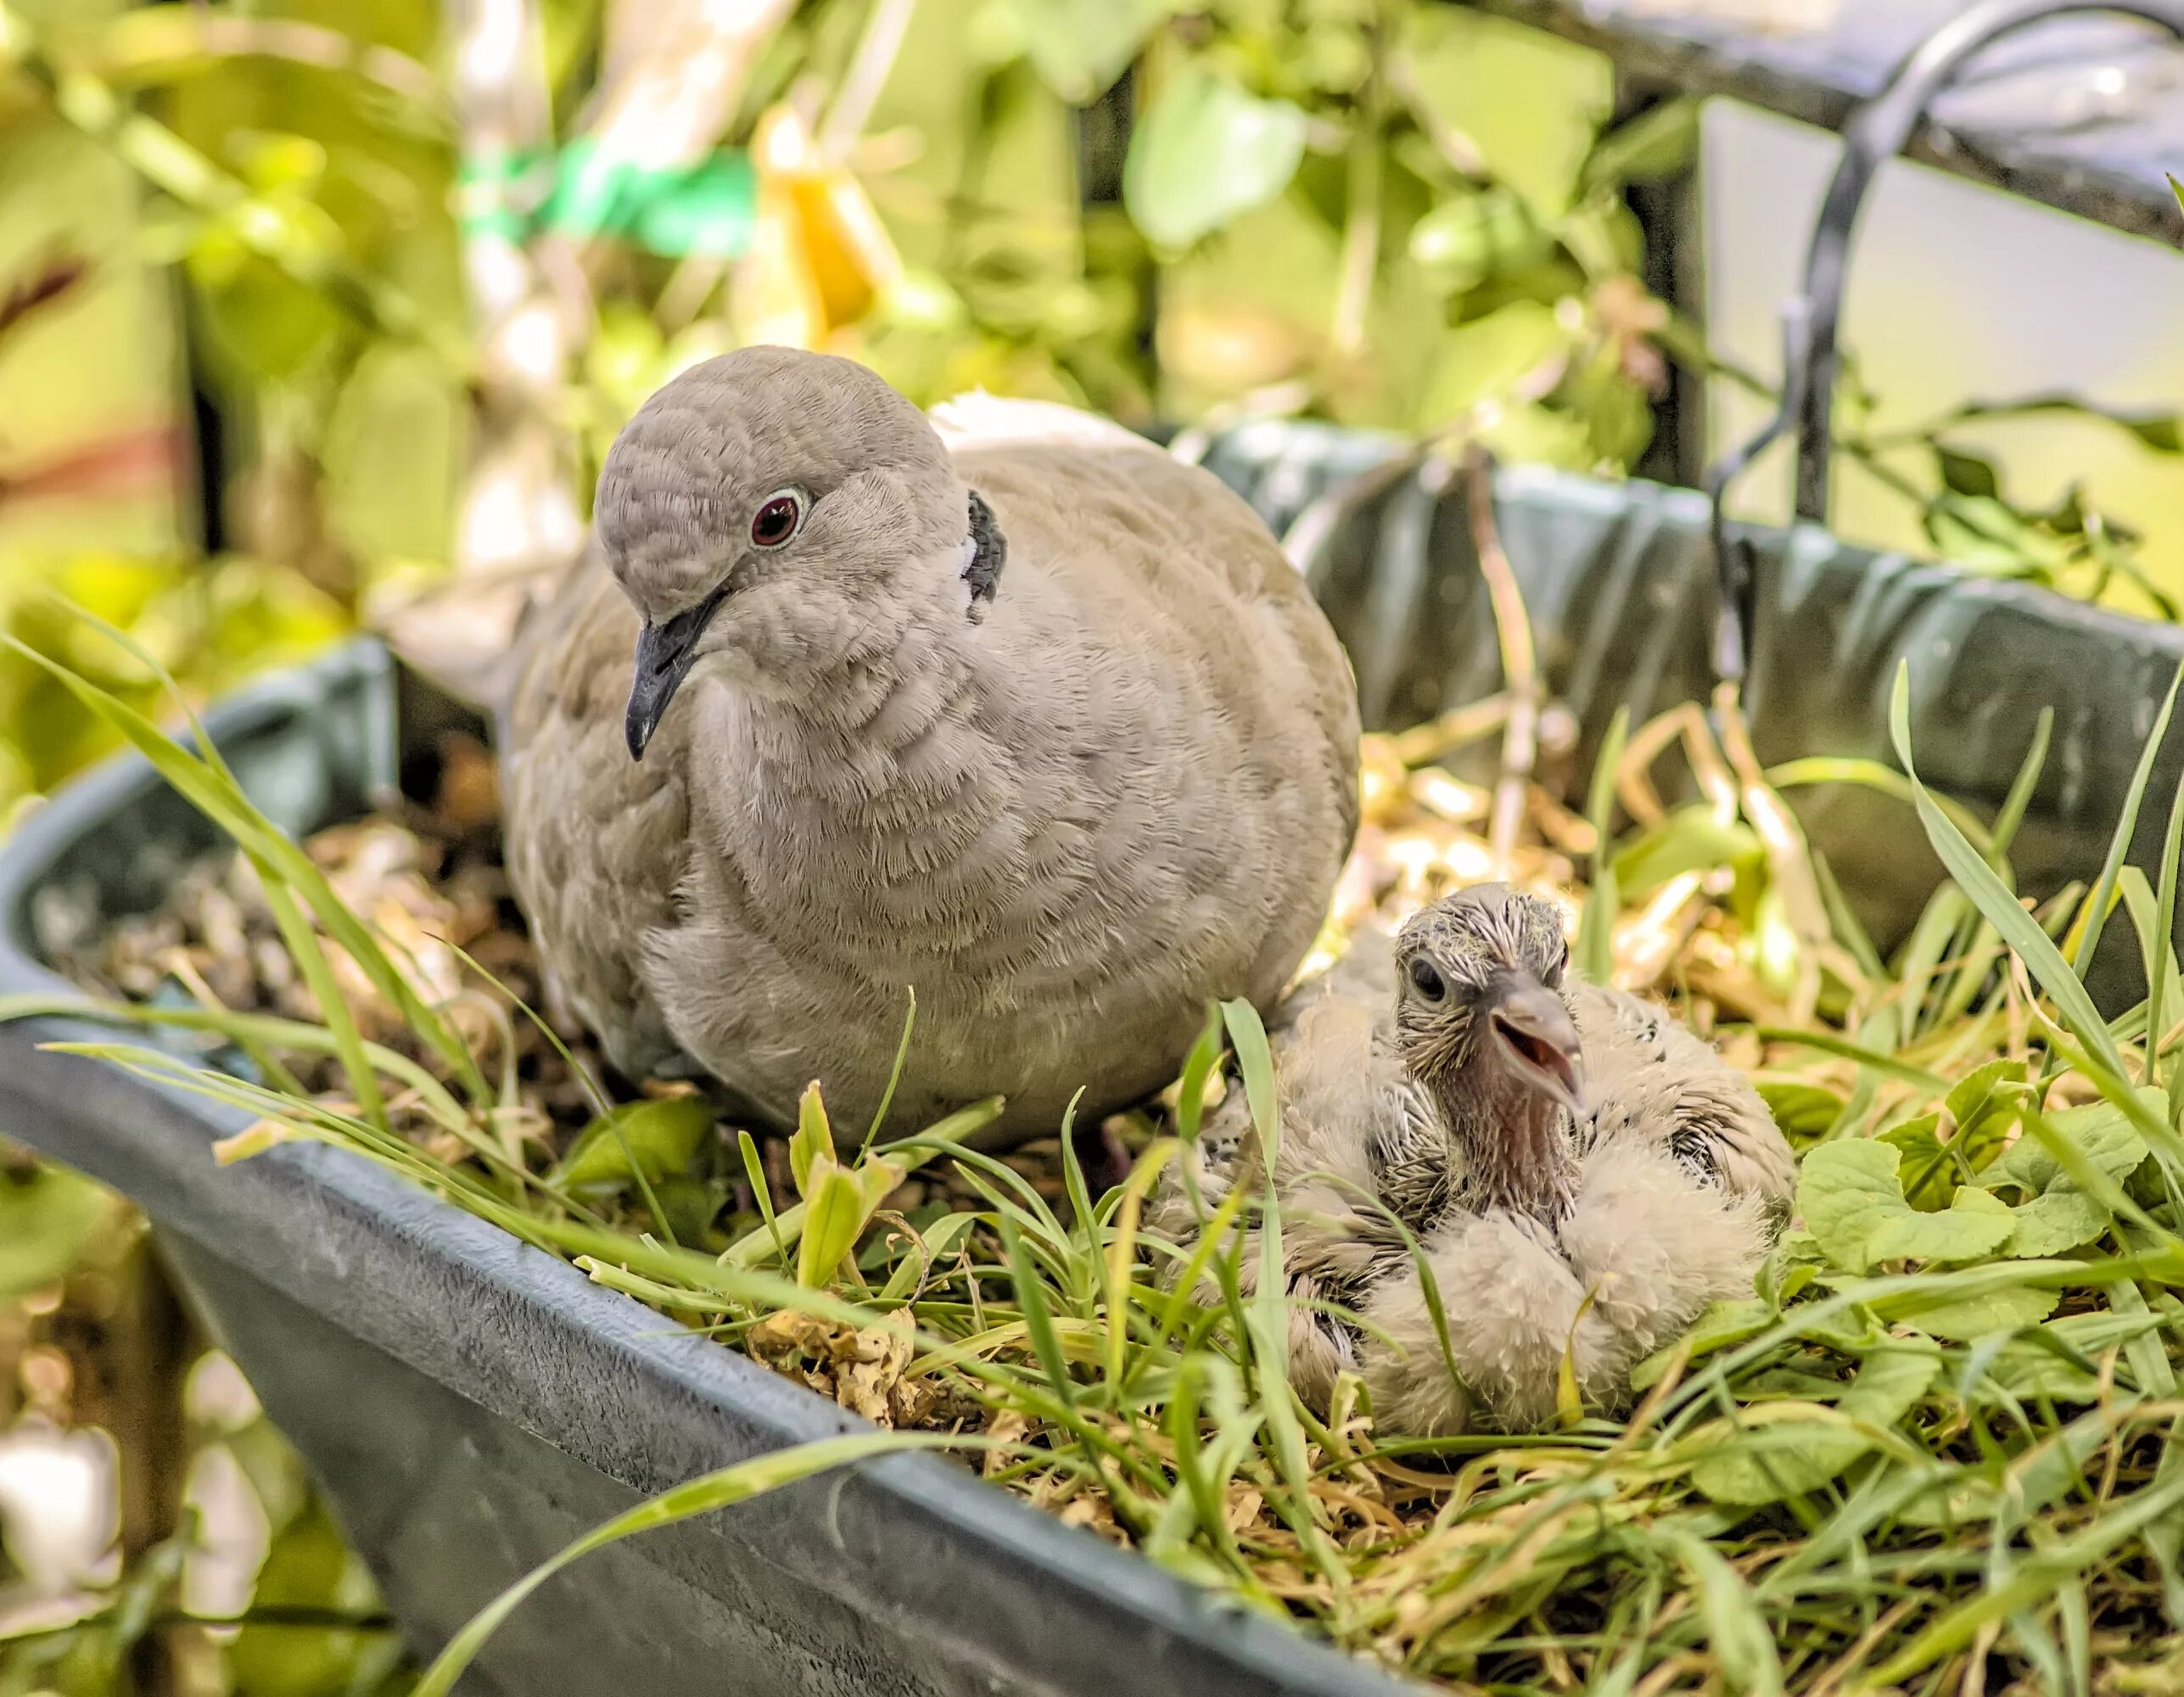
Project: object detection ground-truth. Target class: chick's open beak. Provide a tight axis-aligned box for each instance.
[1486,972,1586,1117]
[625,584,727,760]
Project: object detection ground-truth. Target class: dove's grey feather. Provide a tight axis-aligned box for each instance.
[498,348,1359,1137]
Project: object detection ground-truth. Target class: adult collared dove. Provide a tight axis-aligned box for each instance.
[1154,884,1790,1435]
[496,348,1360,1140]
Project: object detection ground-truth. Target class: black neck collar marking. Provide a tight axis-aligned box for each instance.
[963,489,1006,615]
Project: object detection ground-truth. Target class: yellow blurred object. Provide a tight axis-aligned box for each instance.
[736,105,904,350]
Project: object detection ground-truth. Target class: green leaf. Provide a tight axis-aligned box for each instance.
[0,1161,115,1300]
[1888,664,2129,1080]
[1420,299,1567,422]
[1880,1113,1951,1209]
[1610,805,1761,899]
[795,1163,869,1289]
[1655,1521,1785,1695]
[1866,1186,2014,1263]
[789,1081,833,1199]
[1689,1338,1940,1508]
[1935,445,1999,500]
[2008,1188,2109,1257]
[1798,1140,1909,1274]
[1761,1080,1847,1142]
[1907,1281,2058,1342]
[1220,998,1280,1167]
[1946,1059,2029,1152]
[1582,98,1700,189]
[1123,70,1308,249]
[1408,187,1547,295]
[1941,391,2183,456]
[1986,1098,2152,1196]
[552,1096,714,1196]
[1011,0,1168,104]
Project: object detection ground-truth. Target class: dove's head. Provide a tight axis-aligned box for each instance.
[599,347,994,758]
[1395,884,1584,1213]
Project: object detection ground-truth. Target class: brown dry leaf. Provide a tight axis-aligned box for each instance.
[832,1311,915,1427]
[983,1409,1031,1479]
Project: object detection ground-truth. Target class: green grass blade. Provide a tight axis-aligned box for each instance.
[0,636,491,1101]
[1174,1004,1225,1150]
[2157,758,2184,1116]
[1752,1027,1947,1094]
[1991,706,2056,860]
[860,986,917,1157]
[412,1433,973,1697]
[1577,705,1629,985]
[997,1211,1074,1407]
[1767,755,1996,858]
[1889,665,2127,1078]
[2072,658,2183,978]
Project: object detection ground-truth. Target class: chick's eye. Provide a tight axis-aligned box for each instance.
[750,490,804,548]
[1408,957,1448,1002]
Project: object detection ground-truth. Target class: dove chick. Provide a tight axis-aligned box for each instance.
[499,349,1360,1141]
[1156,884,1789,1436]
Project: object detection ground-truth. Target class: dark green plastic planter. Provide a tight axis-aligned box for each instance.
[3,423,2179,1694]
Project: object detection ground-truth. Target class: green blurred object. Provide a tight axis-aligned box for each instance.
[458,140,759,255]
[0,1154,114,1300]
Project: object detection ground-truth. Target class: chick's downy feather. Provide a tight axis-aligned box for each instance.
[1158,889,1789,1438]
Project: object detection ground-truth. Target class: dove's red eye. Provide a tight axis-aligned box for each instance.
[750,490,804,548]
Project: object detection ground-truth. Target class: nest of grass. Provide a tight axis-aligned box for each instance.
[14,623,2184,1695]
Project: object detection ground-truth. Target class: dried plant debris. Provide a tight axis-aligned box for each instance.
[29,685,2184,1697]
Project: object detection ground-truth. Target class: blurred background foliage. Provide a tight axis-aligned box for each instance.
[0,0,2180,1690]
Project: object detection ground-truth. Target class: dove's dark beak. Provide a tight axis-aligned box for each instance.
[1486,972,1586,1117]
[626,585,727,760]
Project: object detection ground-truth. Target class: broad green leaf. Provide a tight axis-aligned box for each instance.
[552,1096,714,1196]
[1761,1080,1846,1142]
[1986,1098,2151,1196]
[2008,1188,2108,1257]
[1690,1339,1939,1509]
[1582,97,1699,189]
[1867,1186,2013,1263]
[1420,299,1566,422]
[1408,187,1548,295]
[0,1161,115,1299]
[1798,1140,1909,1274]
[796,1163,869,1289]
[789,1081,832,1198]
[1946,1058,2029,1146]
[1123,70,1308,249]
[1011,0,1168,104]
[1880,1113,1952,1209]
[1906,1282,2058,1342]
[1610,805,1760,899]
